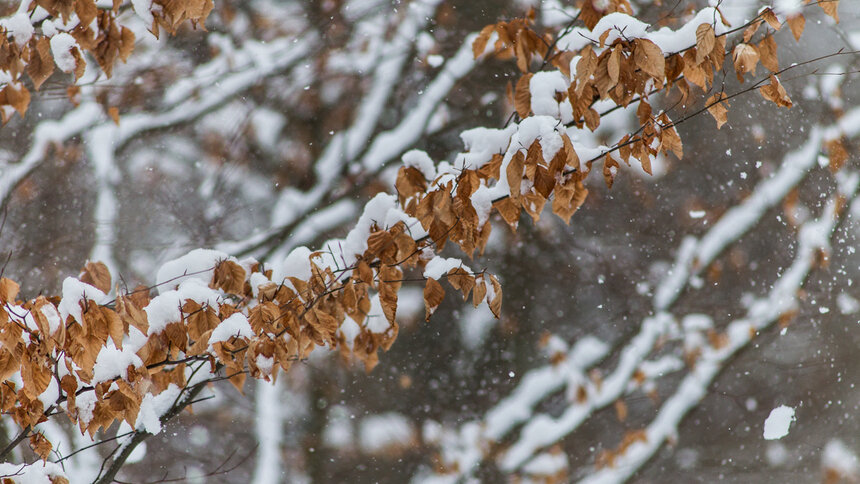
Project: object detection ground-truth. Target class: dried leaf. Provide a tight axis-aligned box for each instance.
[108,106,120,125]
[552,178,587,224]
[228,370,246,393]
[819,0,839,23]
[787,15,805,41]
[21,360,51,400]
[759,75,792,108]
[423,277,445,321]
[695,24,715,65]
[75,0,98,27]
[473,24,494,58]
[602,155,618,188]
[27,37,55,90]
[29,432,52,461]
[0,278,20,304]
[487,274,502,318]
[757,35,778,72]
[633,39,664,80]
[212,260,246,295]
[0,83,31,118]
[514,73,533,119]
[80,261,111,294]
[607,46,621,84]
[760,8,781,31]
[732,43,759,81]
[506,150,525,203]
[706,92,729,129]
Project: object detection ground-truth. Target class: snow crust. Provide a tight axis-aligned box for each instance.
[50,33,79,73]
[144,278,221,336]
[57,277,108,325]
[155,248,231,293]
[558,8,728,55]
[135,384,181,435]
[423,256,470,280]
[530,71,572,122]
[92,345,144,385]
[401,149,437,180]
[209,313,254,347]
[1,12,34,46]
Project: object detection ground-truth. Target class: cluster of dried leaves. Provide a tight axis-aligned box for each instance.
[474,0,842,194]
[0,0,213,122]
[0,234,499,464]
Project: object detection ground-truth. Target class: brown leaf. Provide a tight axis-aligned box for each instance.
[72,46,86,80]
[633,39,664,80]
[27,37,55,90]
[423,277,445,321]
[472,24,495,59]
[447,268,475,301]
[487,274,502,318]
[602,155,618,189]
[0,278,20,304]
[493,197,520,230]
[228,370,246,394]
[75,0,98,27]
[378,265,401,324]
[706,93,729,129]
[658,114,684,159]
[761,8,781,31]
[552,178,587,224]
[21,359,51,400]
[80,261,111,294]
[472,277,487,308]
[506,150,525,204]
[395,166,427,204]
[575,46,597,95]
[0,83,31,118]
[514,73,533,119]
[607,46,621,84]
[759,75,792,108]
[787,15,805,41]
[757,35,779,72]
[695,24,715,65]
[212,260,246,295]
[119,27,136,62]
[732,43,759,81]
[682,50,706,89]
[742,21,760,43]
[819,1,839,23]
[108,106,120,125]
[116,293,149,334]
[29,432,53,461]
